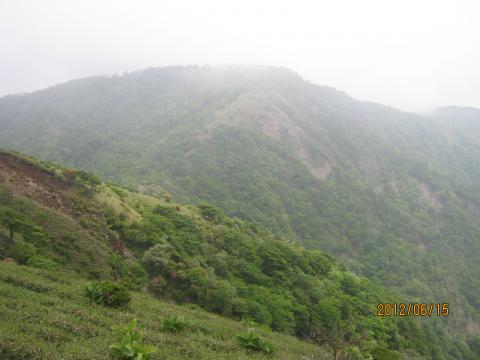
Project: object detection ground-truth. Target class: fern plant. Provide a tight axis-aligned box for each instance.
[236,327,274,354]
[109,319,157,359]
[161,314,191,333]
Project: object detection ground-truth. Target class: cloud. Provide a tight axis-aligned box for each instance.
[1,0,479,112]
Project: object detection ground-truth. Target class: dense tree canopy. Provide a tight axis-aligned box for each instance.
[1,66,479,358]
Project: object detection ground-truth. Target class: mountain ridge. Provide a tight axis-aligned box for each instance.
[1,65,480,358]
[0,148,440,359]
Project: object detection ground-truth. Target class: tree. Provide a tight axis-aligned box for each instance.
[76,170,101,189]
[311,320,367,360]
[142,242,177,276]
[310,299,367,360]
[306,250,334,276]
[204,280,236,315]
[0,207,29,243]
[258,244,290,281]
[198,203,224,223]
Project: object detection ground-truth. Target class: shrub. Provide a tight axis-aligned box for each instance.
[84,281,131,308]
[142,242,177,275]
[305,250,334,276]
[204,280,236,315]
[371,347,401,360]
[148,275,167,296]
[236,328,274,354]
[26,255,57,270]
[111,186,127,199]
[5,241,36,264]
[198,204,224,223]
[109,256,148,291]
[162,314,191,333]
[341,275,362,296]
[110,319,157,360]
[76,170,101,189]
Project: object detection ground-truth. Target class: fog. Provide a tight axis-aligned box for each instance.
[1,0,479,112]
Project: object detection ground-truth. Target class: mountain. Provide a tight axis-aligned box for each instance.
[0,66,480,358]
[0,149,444,359]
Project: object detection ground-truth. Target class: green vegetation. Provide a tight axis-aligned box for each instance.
[162,315,191,333]
[236,328,275,354]
[0,261,325,359]
[0,66,480,358]
[109,319,157,359]
[0,150,462,359]
[0,206,43,245]
[85,281,131,308]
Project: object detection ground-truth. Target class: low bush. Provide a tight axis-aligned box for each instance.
[84,281,131,308]
[371,347,401,360]
[236,327,274,354]
[110,319,157,360]
[161,314,191,333]
[5,241,36,264]
[26,255,57,270]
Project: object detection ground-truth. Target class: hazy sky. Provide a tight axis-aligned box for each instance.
[1,0,479,112]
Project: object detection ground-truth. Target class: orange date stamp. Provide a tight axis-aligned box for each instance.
[377,303,449,317]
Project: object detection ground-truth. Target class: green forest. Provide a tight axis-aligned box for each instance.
[1,150,476,359]
[1,66,480,359]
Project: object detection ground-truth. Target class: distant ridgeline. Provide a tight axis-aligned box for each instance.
[0,65,480,358]
[0,150,476,358]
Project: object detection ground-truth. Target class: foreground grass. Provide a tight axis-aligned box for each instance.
[0,262,326,359]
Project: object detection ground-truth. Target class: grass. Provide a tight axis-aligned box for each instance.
[95,186,143,224]
[5,194,113,278]
[0,262,327,359]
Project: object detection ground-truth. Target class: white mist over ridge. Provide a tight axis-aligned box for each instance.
[1,0,479,112]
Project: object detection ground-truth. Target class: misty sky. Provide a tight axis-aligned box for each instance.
[1,0,479,112]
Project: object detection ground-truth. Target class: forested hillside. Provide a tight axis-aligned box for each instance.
[0,149,457,359]
[1,66,480,358]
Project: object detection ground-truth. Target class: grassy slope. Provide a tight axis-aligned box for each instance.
[0,150,472,359]
[0,262,326,360]
[0,150,329,359]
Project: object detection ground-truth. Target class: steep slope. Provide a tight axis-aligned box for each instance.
[0,151,115,277]
[0,261,326,360]
[0,67,480,356]
[1,149,453,359]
